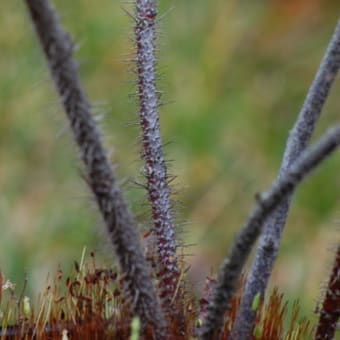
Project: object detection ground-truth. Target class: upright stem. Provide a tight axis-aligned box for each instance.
[314,245,340,340]
[200,125,340,339]
[134,0,179,305]
[24,0,165,337]
[231,19,340,340]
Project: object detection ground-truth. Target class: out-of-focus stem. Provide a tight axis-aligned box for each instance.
[200,125,340,339]
[24,0,165,337]
[231,19,340,340]
[314,245,340,340]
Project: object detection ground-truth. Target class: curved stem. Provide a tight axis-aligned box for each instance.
[231,19,340,340]
[24,0,165,337]
[200,125,340,339]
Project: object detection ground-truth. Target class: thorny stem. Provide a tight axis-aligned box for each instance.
[134,0,179,305]
[231,19,340,340]
[200,125,340,340]
[314,245,340,340]
[24,0,166,337]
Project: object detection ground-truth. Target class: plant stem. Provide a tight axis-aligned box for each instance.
[24,0,165,336]
[200,125,340,340]
[134,0,179,305]
[314,245,340,340]
[231,19,340,340]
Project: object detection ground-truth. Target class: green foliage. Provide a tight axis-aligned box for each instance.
[0,0,339,318]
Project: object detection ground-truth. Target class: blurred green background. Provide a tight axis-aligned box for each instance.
[1,0,339,322]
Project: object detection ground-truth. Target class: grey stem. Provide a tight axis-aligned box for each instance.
[200,125,340,339]
[231,18,340,340]
[24,0,166,337]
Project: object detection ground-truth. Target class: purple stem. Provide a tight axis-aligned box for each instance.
[134,0,179,306]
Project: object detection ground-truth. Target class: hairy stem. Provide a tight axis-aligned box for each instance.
[231,19,340,340]
[200,125,340,340]
[314,245,340,340]
[24,0,165,336]
[134,0,179,305]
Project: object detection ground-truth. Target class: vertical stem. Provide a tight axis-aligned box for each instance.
[314,245,340,340]
[24,0,165,337]
[134,0,179,305]
[231,19,340,340]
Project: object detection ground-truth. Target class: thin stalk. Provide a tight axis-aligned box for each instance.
[24,0,165,337]
[134,0,179,305]
[231,19,340,340]
[200,125,340,340]
[314,245,340,340]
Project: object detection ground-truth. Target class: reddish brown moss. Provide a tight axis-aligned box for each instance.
[0,253,312,339]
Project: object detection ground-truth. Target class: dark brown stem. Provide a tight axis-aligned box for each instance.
[314,245,340,340]
[24,0,165,337]
[134,0,179,306]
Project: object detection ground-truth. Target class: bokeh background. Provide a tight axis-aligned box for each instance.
[1,0,340,324]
